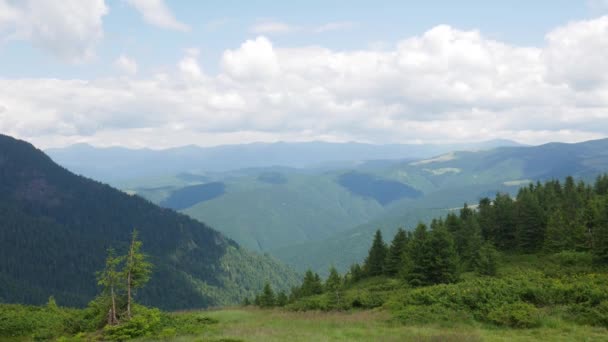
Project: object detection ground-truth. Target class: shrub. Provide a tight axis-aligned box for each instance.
[487,302,542,328]
[103,305,161,341]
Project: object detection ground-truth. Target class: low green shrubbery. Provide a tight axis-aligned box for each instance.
[487,302,542,328]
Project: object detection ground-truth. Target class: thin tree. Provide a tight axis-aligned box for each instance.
[124,230,152,319]
[96,248,123,325]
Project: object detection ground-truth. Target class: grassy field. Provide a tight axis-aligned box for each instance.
[151,308,608,342]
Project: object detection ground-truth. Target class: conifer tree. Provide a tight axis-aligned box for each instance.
[300,269,323,296]
[364,230,388,276]
[474,242,499,276]
[384,228,408,276]
[259,282,275,307]
[426,224,460,284]
[325,266,343,307]
[515,191,545,253]
[348,263,363,283]
[276,291,288,307]
[96,248,123,325]
[406,223,431,286]
[124,230,152,319]
[544,210,569,252]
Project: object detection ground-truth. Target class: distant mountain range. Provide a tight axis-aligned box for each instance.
[46,139,523,183]
[43,137,608,276]
[0,134,298,310]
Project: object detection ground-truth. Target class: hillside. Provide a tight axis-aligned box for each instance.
[274,138,608,273]
[0,134,299,310]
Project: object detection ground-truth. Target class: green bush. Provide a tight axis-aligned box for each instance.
[567,300,608,327]
[487,302,542,328]
[103,305,162,341]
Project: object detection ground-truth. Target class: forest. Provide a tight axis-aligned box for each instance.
[3,175,608,340]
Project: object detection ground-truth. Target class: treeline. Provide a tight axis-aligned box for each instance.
[253,174,608,306]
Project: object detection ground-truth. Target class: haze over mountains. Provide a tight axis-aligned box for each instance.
[45,137,608,275]
[46,139,523,184]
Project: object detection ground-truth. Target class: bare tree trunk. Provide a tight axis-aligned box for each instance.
[111,286,118,325]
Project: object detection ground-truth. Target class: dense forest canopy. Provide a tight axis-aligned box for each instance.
[0,134,298,310]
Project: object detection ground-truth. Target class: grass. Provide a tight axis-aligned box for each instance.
[140,307,608,342]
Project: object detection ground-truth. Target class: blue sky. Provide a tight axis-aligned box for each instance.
[1,0,602,78]
[1,0,608,148]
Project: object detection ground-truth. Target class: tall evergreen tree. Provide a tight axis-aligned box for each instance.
[384,228,408,276]
[259,282,275,308]
[426,224,460,284]
[96,248,123,325]
[474,242,499,276]
[515,191,545,253]
[364,230,388,276]
[494,193,517,250]
[325,266,343,307]
[124,230,152,319]
[406,223,431,286]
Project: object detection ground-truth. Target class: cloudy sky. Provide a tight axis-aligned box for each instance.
[1,0,608,148]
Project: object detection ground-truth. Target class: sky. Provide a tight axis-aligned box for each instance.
[1,0,608,149]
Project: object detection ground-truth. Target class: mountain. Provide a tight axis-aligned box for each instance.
[45,140,523,183]
[0,134,299,310]
[274,138,608,274]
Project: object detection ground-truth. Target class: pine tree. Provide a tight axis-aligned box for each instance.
[276,291,288,307]
[494,193,517,250]
[384,228,408,276]
[544,210,569,252]
[300,270,323,297]
[474,242,500,276]
[260,282,276,307]
[348,263,363,283]
[96,248,123,325]
[426,224,460,284]
[124,230,152,319]
[325,266,343,307]
[405,223,431,286]
[364,230,388,276]
[515,191,545,253]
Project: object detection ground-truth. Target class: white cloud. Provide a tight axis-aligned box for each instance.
[178,49,203,80]
[0,0,108,62]
[221,36,280,80]
[126,0,189,32]
[543,16,608,90]
[251,21,296,34]
[114,55,138,75]
[2,16,608,148]
[315,21,356,33]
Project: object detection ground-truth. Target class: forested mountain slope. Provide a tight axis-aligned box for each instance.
[0,134,298,310]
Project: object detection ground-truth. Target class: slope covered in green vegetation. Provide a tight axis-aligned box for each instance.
[0,134,299,310]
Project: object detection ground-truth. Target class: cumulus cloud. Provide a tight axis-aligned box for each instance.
[2,16,608,148]
[0,0,108,62]
[114,55,138,75]
[126,0,189,32]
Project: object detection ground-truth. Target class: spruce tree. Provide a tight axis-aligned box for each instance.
[406,223,431,286]
[96,248,123,325]
[276,291,288,307]
[474,242,500,276]
[426,224,460,284]
[260,282,275,307]
[124,230,152,319]
[364,230,388,276]
[384,228,408,276]
[325,266,343,307]
[348,263,363,283]
[515,191,545,253]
